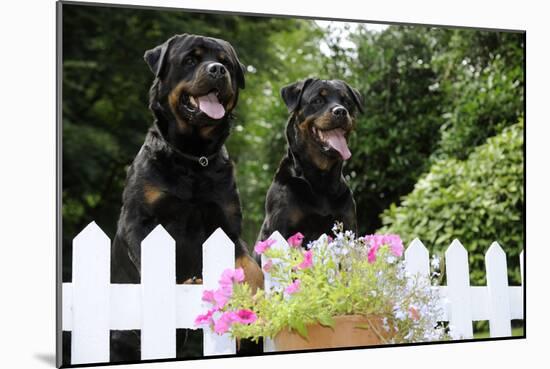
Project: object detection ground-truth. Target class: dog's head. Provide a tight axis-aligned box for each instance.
[282,78,363,170]
[145,34,245,136]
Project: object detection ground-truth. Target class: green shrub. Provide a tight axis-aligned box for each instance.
[381,120,524,285]
[431,31,525,161]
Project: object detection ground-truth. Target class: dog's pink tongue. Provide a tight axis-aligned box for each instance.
[197,92,225,120]
[324,129,352,160]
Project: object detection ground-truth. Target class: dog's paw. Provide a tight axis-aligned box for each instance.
[180,277,203,285]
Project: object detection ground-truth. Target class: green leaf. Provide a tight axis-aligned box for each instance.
[318,314,335,328]
[292,321,309,339]
[354,324,371,330]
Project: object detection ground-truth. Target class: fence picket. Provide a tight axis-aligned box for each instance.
[405,238,430,278]
[202,228,236,355]
[71,222,110,364]
[262,231,289,353]
[445,239,473,339]
[141,225,176,360]
[261,231,289,294]
[485,242,512,337]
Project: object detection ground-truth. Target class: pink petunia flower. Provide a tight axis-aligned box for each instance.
[202,289,215,304]
[263,259,273,273]
[235,309,257,324]
[212,286,233,309]
[367,242,381,264]
[254,238,276,254]
[298,250,313,270]
[365,234,404,263]
[285,279,301,295]
[387,234,404,257]
[194,309,215,327]
[219,267,245,287]
[288,232,305,248]
[213,311,239,334]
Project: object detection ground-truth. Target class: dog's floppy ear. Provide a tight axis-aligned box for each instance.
[281,78,315,113]
[237,62,246,90]
[344,83,364,114]
[144,35,182,78]
[223,41,246,89]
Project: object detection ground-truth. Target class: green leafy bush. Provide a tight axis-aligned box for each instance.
[431,31,525,161]
[381,120,524,285]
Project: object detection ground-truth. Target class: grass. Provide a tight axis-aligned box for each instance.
[473,326,524,339]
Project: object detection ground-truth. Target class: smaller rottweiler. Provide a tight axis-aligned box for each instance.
[258,78,363,245]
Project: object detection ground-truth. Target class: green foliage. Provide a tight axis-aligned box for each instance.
[342,26,446,233]
[381,121,524,285]
[431,30,525,161]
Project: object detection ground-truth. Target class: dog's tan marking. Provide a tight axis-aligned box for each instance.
[143,183,164,205]
[218,52,227,62]
[168,80,194,133]
[313,112,334,130]
[223,201,241,219]
[198,125,218,139]
[193,47,204,56]
[297,115,338,171]
[225,94,236,112]
[288,207,303,225]
[236,255,264,294]
[320,88,328,97]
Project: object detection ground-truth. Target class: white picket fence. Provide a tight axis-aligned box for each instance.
[62,222,524,364]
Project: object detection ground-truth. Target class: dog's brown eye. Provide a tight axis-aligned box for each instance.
[312,97,324,105]
[183,57,196,66]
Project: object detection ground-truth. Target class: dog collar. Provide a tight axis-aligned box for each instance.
[152,103,222,167]
[170,146,220,167]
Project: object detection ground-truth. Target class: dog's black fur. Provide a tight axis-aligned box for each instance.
[258,78,363,245]
[108,34,263,362]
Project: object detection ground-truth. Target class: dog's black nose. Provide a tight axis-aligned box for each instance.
[332,106,348,117]
[207,62,226,79]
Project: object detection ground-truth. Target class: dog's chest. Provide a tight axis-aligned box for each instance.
[151,166,239,224]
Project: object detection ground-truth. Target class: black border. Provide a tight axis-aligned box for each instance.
[56,1,527,368]
[56,1,63,367]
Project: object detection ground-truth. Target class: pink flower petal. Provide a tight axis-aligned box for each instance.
[285,279,301,295]
[194,309,215,327]
[213,311,239,334]
[233,267,245,283]
[288,232,305,248]
[235,309,257,324]
[219,267,246,287]
[263,259,273,273]
[298,250,313,270]
[254,238,276,254]
[201,289,215,304]
[213,287,232,309]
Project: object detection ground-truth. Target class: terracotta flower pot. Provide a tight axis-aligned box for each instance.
[273,315,389,351]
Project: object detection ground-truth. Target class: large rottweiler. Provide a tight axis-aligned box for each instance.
[109,34,262,362]
[258,78,363,245]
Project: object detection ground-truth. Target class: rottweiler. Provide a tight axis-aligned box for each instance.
[258,78,364,245]
[108,34,263,362]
